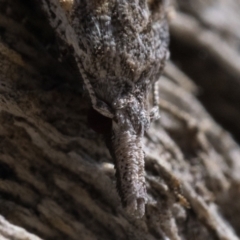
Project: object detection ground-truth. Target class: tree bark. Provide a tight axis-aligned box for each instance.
[0,0,240,240]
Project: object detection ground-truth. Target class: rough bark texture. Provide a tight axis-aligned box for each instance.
[0,0,240,240]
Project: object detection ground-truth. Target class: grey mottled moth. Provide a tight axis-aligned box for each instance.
[71,0,169,217]
[42,0,169,217]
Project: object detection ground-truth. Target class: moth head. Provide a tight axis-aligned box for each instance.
[111,96,150,137]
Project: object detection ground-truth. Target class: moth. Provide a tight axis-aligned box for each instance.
[64,0,169,217]
[69,0,170,217]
